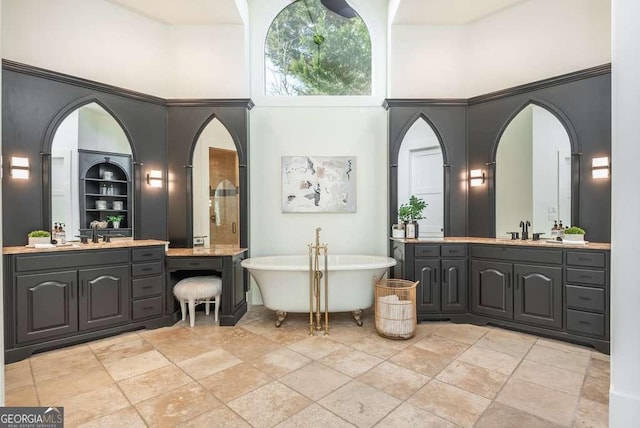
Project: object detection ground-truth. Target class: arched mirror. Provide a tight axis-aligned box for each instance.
[398,118,444,238]
[192,118,239,247]
[51,102,133,239]
[495,104,571,238]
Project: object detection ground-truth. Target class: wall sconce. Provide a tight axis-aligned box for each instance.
[469,169,485,187]
[10,156,30,179]
[592,157,610,179]
[147,170,162,187]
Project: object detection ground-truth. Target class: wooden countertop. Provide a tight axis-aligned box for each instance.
[166,246,248,257]
[391,237,611,251]
[3,239,169,255]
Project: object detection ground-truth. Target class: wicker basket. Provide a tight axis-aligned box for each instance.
[374,279,418,340]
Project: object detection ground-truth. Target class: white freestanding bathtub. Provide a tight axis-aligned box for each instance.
[241,255,397,326]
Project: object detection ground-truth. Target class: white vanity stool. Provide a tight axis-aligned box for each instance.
[173,276,222,327]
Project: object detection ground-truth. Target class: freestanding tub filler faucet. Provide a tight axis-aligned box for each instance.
[308,228,329,336]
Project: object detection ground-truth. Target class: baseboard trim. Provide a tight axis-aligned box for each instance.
[609,389,640,427]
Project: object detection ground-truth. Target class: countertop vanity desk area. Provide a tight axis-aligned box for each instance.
[391,237,611,353]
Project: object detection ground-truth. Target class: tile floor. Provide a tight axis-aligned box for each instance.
[5,306,610,427]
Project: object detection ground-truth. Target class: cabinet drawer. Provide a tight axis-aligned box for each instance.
[132,296,163,320]
[132,247,165,262]
[471,245,563,265]
[131,262,163,277]
[132,276,164,299]
[566,251,605,268]
[414,245,439,258]
[567,309,605,337]
[441,245,466,257]
[566,268,605,287]
[566,285,605,313]
[15,250,129,272]
[166,257,223,270]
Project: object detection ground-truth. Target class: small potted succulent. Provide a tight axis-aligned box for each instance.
[28,230,51,246]
[563,226,586,242]
[107,215,124,229]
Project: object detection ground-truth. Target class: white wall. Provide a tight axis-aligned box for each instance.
[78,108,130,154]
[166,25,248,98]
[495,107,532,238]
[249,107,388,303]
[1,0,169,96]
[610,0,640,424]
[0,0,5,404]
[389,0,611,98]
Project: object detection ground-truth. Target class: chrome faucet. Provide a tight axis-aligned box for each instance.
[519,220,531,240]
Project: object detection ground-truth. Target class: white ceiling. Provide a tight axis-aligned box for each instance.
[106,0,528,26]
[106,0,244,25]
[392,0,529,25]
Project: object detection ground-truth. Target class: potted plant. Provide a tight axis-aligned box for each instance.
[107,215,124,229]
[563,226,586,242]
[399,195,427,239]
[28,230,51,246]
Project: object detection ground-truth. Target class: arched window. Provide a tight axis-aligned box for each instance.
[265,0,372,96]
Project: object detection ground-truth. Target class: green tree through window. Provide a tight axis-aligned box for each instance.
[265,0,372,96]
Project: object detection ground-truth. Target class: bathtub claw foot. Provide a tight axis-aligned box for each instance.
[352,310,364,326]
[275,311,288,327]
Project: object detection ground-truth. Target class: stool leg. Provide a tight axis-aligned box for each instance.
[188,299,196,328]
[205,300,211,316]
[179,299,187,322]
[214,294,220,322]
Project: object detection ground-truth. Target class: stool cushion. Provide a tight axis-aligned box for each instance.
[173,276,222,300]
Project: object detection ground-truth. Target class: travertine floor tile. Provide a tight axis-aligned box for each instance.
[103,349,171,381]
[322,323,376,345]
[63,384,130,426]
[514,359,585,396]
[5,360,34,391]
[350,334,410,359]
[376,402,455,428]
[199,362,273,403]
[409,379,490,427]
[257,326,313,346]
[250,347,311,378]
[77,406,146,428]
[496,378,579,426]
[228,381,311,428]
[223,335,282,360]
[357,361,429,400]
[474,402,564,428]
[389,346,451,377]
[154,335,216,363]
[457,346,521,375]
[536,338,593,355]
[575,397,609,428]
[275,403,355,428]
[177,405,251,428]
[318,380,401,428]
[5,384,39,406]
[587,357,611,380]
[319,347,383,377]
[413,334,470,358]
[432,323,488,344]
[30,345,100,382]
[92,337,155,364]
[139,326,199,345]
[526,343,590,374]
[581,376,610,404]
[36,365,113,403]
[279,362,351,401]
[87,332,141,350]
[287,336,345,360]
[474,329,536,357]
[118,364,193,404]
[177,348,242,379]
[436,360,508,399]
[135,382,220,427]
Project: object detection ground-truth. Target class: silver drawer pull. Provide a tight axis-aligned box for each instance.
[142,253,153,257]
[143,306,154,310]
[578,257,592,261]
[578,296,592,301]
[579,275,591,279]
[142,267,153,272]
[579,320,591,325]
[142,285,153,290]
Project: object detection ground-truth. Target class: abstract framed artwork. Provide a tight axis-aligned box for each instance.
[282,156,356,213]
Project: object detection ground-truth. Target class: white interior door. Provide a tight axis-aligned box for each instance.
[409,147,444,238]
[51,150,79,237]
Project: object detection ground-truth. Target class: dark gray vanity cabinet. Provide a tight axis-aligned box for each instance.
[4,244,172,363]
[394,242,467,319]
[470,246,563,329]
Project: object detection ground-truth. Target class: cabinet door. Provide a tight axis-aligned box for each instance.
[471,260,513,319]
[78,265,130,331]
[16,271,78,343]
[441,259,467,313]
[514,264,562,328]
[415,259,440,313]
